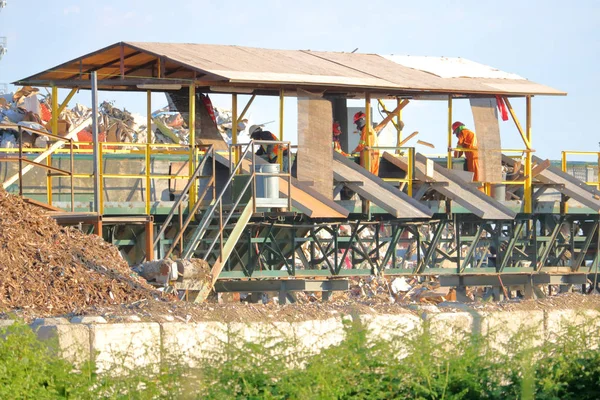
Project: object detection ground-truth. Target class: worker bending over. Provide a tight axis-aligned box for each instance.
[249,125,292,172]
[451,121,480,182]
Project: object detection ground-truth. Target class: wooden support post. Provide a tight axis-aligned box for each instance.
[93,218,102,236]
[146,219,154,262]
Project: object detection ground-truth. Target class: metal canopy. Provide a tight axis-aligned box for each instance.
[14,42,565,97]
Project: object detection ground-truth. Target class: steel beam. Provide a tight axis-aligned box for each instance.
[440,273,587,287]
[214,279,349,293]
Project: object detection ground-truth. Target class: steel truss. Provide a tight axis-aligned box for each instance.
[209,214,599,283]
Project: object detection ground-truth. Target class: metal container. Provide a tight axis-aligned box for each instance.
[255,163,280,199]
[491,171,507,202]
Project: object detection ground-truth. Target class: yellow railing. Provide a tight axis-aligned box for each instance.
[368,146,415,197]
[561,151,600,190]
[1,138,208,215]
[448,147,532,201]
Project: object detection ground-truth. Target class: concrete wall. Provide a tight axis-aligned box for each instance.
[20,307,600,374]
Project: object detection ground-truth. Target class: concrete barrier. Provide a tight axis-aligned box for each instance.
[12,307,599,373]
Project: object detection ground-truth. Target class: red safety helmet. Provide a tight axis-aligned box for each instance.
[353,111,366,124]
[332,122,342,135]
[452,121,464,132]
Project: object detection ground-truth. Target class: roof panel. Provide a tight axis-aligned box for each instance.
[14,42,566,96]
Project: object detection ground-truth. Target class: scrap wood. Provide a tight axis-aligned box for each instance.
[417,140,435,148]
[398,131,419,147]
[0,188,172,316]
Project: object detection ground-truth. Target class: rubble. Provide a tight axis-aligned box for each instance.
[0,187,173,318]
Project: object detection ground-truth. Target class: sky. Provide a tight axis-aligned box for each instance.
[0,0,599,160]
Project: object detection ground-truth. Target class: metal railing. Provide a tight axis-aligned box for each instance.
[165,140,292,262]
[449,147,532,196]
[561,151,600,190]
[153,145,215,256]
[0,124,76,211]
[231,139,293,212]
[367,146,415,197]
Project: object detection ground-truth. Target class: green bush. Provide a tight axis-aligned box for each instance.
[1,316,600,399]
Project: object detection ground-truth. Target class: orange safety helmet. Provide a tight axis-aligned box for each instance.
[353,111,366,124]
[452,121,464,132]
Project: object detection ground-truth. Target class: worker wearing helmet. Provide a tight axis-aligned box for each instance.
[452,121,480,182]
[249,125,281,164]
[351,111,380,176]
[332,122,349,156]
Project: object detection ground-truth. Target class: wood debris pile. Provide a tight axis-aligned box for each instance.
[0,188,170,316]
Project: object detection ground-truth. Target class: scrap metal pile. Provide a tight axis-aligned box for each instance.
[0,86,244,148]
[0,188,170,316]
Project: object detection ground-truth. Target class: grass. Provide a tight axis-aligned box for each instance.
[1,315,600,399]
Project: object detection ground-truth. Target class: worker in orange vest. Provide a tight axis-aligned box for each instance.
[452,121,480,182]
[352,111,380,176]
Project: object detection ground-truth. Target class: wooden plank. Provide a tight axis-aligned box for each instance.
[297,94,333,199]
[333,152,432,219]
[470,98,501,184]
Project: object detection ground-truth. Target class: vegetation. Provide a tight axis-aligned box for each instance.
[1,317,600,399]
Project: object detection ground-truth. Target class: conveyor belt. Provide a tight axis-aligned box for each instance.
[503,155,600,213]
[333,152,433,219]
[383,152,517,220]
[215,153,348,219]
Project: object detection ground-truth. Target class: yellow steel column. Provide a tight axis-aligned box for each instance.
[145,91,152,215]
[365,93,371,172]
[46,154,52,206]
[597,152,600,191]
[408,147,414,197]
[447,95,453,169]
[279,89,284,170]
[49,86,58,205]
[232,94,238,165]
[525,96,533,213]
[51,86,58,136]
[188,84,196,212]
[396,98,403,154]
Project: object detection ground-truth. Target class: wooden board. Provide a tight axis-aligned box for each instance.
[297,93,333,200]
[333,152,432,219]
[470,98,502,184]
[383,152,516,220]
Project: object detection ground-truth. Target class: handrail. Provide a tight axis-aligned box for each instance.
[153,145,214,249]
[0,125,76,211]
[179,141,256,259]
[368,146,415,197]
[562,150,600,190]
[232,139,293,212]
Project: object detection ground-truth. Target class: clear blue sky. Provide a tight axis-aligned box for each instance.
[1,0,598,160]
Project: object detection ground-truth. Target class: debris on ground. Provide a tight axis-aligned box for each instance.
[0,188,172,318]
[0,86,255,149]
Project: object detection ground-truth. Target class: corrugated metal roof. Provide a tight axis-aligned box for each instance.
[14,42,566,96]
